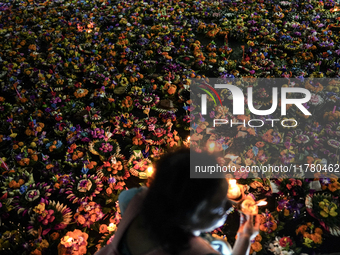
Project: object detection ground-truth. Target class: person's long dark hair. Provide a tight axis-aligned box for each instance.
[140,147,226,254]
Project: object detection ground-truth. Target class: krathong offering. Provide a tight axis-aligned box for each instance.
[0,0,340,253]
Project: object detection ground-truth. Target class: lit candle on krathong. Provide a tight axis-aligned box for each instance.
[146,166,154,177]
[240,197,268,215]
[64,237,73,247]
[240,196,258,215]
[108,223,117,232]
[184,136,190,147]
[257,200,268,206]
[331,6,340,12]
[208,141,216,153]
[227,179,242,200]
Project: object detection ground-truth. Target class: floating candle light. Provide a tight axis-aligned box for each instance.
[108,223,117,232]
[208,141,216,153]
[146,166,154,177]
[240,196,258,215]
[257,200,268,206]
[184,136,190,147]
[227,179,242,200]
[240,198,267,215]
[331,6,340,12]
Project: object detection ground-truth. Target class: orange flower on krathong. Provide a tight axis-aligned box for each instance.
[167,84,177,95]
[132,136,143,146]
[315,228,323,235]
[74,88,89,98]
[87,161,97,170]
[296,225,308,235]
[121,96,133,109]
[31,154,38,161]
[328,181,340,192]
[50,232,60,241]
[76,215,86,225]
[9,180,20,189]
[251,242,262,252]
[255,141,265,148]
[262,129,274,143]
[123,119,133,128]
[99,224,108,234]
[28,44,37,51]
[30,249,42,255]
[311,233,322,244]
[166,137,178,148]
[46,164,54,170]
[19,158,30,166]
[246,149,254,159]
[112,161,123,174]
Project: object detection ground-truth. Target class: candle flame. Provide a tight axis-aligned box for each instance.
[187,136,190,142]
[209,142,215,149]
[257,200,268,206]
[147,166,153,176]
[229,179,237,186]
[67,237,73,243]
[108,223,117,232]
[331,6,339,12]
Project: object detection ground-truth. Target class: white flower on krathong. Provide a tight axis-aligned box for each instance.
[310,94,324,105]
[25,189,40,202]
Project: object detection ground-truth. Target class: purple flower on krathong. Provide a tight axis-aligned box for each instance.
[258,153,267,162]
[321,178,331,185]
[81,137,91,143]
[15,154,23,161]
[287,199,304,218]
[264,221,274,229]
[272,135,281,144]
[284,141,292,149]
[209,111,215,118]
[277,199,289,210]
[302,103,310,110]
[108,177,116,184]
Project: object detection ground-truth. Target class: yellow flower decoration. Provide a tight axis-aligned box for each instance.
[33,203,46,214]
[319,199,338,218]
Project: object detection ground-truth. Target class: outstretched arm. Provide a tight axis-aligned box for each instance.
[231,214,260,255]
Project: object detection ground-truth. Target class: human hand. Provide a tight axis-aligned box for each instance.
[236,213,260,241]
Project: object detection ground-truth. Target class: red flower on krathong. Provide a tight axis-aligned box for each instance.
[154,128,166,138]
[279,237,293,247]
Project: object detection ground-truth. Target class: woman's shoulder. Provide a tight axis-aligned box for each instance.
[118,186,148,215]
[197,233,232,255]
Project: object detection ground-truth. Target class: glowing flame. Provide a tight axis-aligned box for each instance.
[147,166,153,177]
[331,6,340,12]
[187,136,190,142]
[229,179,237,186]
[227,179,242,200]
[108,223,117,232]
[257,200,268,206]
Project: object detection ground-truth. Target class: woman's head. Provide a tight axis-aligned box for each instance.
[141,147,229,253]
